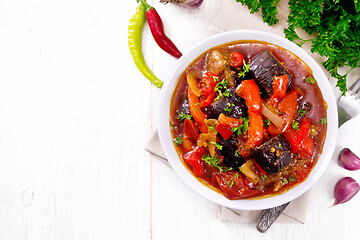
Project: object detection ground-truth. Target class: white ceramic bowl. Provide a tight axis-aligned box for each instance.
[157,30,338,210]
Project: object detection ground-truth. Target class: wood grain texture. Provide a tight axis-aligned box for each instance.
[0,0,359,239]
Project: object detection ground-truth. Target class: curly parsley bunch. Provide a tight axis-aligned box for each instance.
[236,0,360,95]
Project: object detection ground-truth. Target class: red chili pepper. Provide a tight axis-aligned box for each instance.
[138,0,182,58]
[231,52,245,68]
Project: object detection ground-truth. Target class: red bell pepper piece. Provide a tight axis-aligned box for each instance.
[187,87,208,133]
[269,74,289,104]
[236,79,261,113]
[200,92,217,108]
[231,52,245,68]
[235,80,263,156]
[183,119,199,141]
[240,112,263,157]
[183,146,207,177]
[283,118,314,155]
[216,113,244,140]
[288,117,311,153]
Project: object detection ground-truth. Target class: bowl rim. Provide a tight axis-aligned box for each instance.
[157,30,338,210]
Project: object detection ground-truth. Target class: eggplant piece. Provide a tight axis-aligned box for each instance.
[252,134,291,175]
[218,137,246,170]
[203,88,248,119]
[249,51,292,94]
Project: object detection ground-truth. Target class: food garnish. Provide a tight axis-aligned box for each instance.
[235,0,360,95]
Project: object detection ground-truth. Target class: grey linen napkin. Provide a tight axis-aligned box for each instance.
[145,130,310,224]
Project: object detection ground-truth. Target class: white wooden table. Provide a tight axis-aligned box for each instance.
[0,0,359,239]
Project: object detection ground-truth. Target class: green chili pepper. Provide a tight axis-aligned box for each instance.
[128,3,164,88]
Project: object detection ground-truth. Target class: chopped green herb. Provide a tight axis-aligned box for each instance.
[174,135,183,146]
[224,103,235,112]
[177,112,192,121]
[298,109,307,117]
[224,167,233,172]
[283,178,289,185]
[305,77,316,85]
[235,0,360,95]
[234,150,240,157]
[261,174,268,180]
[292,120,300,130]
[227,179,234,188]
[170,123,177,131]
[289,175,296,182]
[234,173,239,178]
[202,154,223,172]
[278,143,282,149]
[231,116,250,135]
[214,79,232,101]
[319,117,327,125]
[238,60,251,78]
[210,141,223,150]
[264,119,271,126]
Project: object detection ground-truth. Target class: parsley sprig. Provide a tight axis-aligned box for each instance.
[235,0,360,95]
[202,154,224,172]
[214,78,232,101]
[231,116,250,135]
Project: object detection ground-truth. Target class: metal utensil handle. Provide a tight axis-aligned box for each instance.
[256,202,290,233]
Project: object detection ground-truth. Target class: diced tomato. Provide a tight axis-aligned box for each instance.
[183,119,199,141]
[198,72,219,108]
[268,90,298,137]
[200,92,216,108]
[269,74,289,103]
[236,79,261,113]
[289,118,311,153]
[201,72,218,89]
[298,136,314,157]
[187,87,208,133]
[231,52,245,68]
[183,147,207,177]
[216,113,243,140]
[212,171,261,200]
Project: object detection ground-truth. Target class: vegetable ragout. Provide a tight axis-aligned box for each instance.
[170,41,327,200]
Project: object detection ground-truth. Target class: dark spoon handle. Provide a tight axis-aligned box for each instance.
[256,202,290,233]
